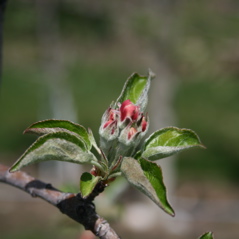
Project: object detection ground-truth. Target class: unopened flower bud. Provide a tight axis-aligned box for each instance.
[99,108,119,141]
[128,127,137,140]
[141,116,148,132]
[90,166,99,176]
[99,99,149,164]
[120,99,139,122]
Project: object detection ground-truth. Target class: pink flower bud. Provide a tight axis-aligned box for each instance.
[120,100,139,122]
[103,109,117,130]
[110,121,117,135]
[90,166,98,176]
[108,109,115,121]
[141,116,148,132]
[99,99,149,161]
[103,120,113,129]
[128,127,137,140]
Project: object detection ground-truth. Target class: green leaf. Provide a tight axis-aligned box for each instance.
[9,132,98,172]
[199,232,214,239]
[142,127,205,161]
[115,70,154,111]
[121,157,175,216]
[80,172,101,198]
[24,119,92,150]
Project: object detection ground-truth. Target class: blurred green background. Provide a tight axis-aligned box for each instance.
[0,1,239,239]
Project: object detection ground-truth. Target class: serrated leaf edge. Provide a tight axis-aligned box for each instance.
[142,144,204,160]
[121,157,174,216]
[9,131,91,172]
[139,158,175,216]
[24,119,92,150]
[144,126,205,150]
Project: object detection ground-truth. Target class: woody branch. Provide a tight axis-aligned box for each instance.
[0,164,120,239]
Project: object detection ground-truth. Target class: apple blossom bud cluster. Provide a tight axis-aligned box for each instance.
[99,99,149,164]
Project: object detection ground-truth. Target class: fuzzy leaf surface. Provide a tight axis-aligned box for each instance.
[24,119,92,150]
[199,232,214,239]
[88,128,101,154]
[10,132,97,172]
[80,172,101,198]
[121,157,174,216]
[142,127,205,160]
[115,70,154,111]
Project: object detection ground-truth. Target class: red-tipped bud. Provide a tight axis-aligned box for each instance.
[103,177,116,185]
[101,108,119,136]
[103,120,114,129]
[120,100,139,122]
[141,116,148,132]
[90,166,98,176]
[128,127,137,140]
[103,109,116,128]
[108,109,115,121]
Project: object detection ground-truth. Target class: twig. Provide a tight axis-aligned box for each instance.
[0,164,121,239]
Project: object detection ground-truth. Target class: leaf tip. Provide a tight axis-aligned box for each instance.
[23,127,37,135]
[87,127,92,134]
[23,128,30,134]
[199,231,214,239]
[148,68,155,79]
[9,165,18,173]
[167,207,175,217]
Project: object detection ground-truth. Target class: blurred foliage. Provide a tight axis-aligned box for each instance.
[1,0,239,187]
[175,79,239,182]
[58,2,114,39]
[1,1,239,239]
[2,1,36,40]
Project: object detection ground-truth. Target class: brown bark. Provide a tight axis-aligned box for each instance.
[0,164,120,239]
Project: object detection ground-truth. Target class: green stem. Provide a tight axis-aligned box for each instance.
[108,171,122,179]
[91,161,105,172]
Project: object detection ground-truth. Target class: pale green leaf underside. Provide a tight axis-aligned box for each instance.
[199,232,214,239]
[10,132,97,172]
[80,172,101,198]
[115,70,154,111]
[88,128,101,154]
[121,157,174,216]
[142,127,205,160]
[24,119,92,150]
